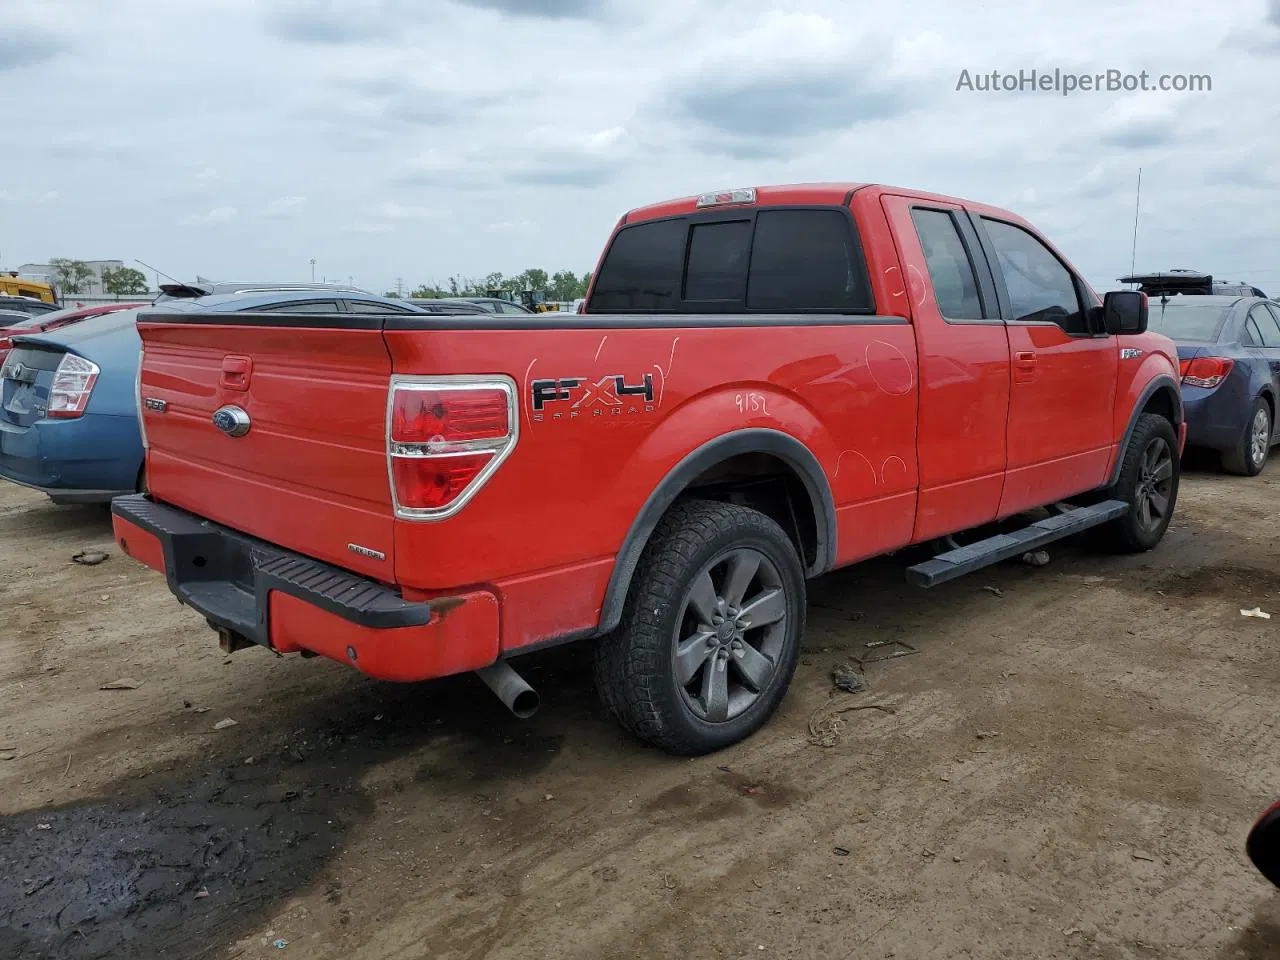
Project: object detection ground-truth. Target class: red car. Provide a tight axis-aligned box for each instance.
[111,182,1184,755]
[0,302,145,367]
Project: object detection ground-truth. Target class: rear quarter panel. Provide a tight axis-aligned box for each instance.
[384,321,920,651]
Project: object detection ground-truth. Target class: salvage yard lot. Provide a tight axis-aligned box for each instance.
[2,470,1279,960]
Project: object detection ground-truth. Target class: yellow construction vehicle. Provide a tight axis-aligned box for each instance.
[0,272,57,304]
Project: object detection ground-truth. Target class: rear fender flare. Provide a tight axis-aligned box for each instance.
[597,428,837,636]
[1108,373,1182,486]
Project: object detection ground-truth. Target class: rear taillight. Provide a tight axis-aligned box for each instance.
[0,338,10,365]
[387,377,517,519]
[48,353,100,418]
[1180,356,1233,388]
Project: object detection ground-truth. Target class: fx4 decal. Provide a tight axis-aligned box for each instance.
[530,374,656,422]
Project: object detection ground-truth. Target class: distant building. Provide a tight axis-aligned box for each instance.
[17,260,127,297]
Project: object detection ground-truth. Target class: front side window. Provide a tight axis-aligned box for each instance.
[982,218,1086,333]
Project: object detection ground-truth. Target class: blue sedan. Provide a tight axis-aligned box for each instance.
[0,290,449,504]
[1147,294,1280,476]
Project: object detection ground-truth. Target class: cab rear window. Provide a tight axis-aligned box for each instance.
[589,207,874,314]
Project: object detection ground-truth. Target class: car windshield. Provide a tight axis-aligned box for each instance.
[1145,299,1230,341]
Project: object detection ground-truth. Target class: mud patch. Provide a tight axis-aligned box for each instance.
[0,765,369,960]
[1148,564,1280,602]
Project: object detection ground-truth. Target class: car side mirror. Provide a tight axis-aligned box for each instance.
[1102,290,1148,335]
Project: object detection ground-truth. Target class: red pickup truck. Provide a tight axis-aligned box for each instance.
[111,183,1184,755]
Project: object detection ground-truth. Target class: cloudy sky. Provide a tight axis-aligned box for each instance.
[4,0,1280,295]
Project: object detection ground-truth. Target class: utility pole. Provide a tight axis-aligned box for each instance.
[310,258,316,283]
[395,277,405,297]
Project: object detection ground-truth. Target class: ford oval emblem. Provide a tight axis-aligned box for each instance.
[212,405,251,438]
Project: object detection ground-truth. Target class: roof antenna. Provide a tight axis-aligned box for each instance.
[135,259,181,286]
[1128,167,1142,285]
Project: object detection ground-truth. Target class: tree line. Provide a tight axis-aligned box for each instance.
[45,258,149,296]
[388,268,592,302]
[42,258,594,303]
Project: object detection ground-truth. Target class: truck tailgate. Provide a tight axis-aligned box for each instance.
[137,315,397,580]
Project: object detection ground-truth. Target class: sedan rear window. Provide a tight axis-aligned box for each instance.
[1145,300,1231,341]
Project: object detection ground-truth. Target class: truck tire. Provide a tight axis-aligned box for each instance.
[1094,413,1180,553]
[1221,398,1271,477]
[593,499,806,756]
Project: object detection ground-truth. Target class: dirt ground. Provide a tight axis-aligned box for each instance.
[2,463,1280,960]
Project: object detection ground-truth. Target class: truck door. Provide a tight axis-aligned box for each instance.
[880,195,1012,542]
[970,213,1119,516]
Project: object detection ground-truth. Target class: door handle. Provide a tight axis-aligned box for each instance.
[1014,351,1037,382]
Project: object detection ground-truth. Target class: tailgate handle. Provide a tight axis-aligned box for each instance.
[221,356,252,391]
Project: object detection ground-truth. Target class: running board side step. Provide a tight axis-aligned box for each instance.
[905,499,1129,588]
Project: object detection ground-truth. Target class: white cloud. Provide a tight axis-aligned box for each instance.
[378,201,441,219]
[260,195,308,218]
[40,191,59,202]
[195,166,219,181]
[185,206,237,225]
[0,0,1277,293]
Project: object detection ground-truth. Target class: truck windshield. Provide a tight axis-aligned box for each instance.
[1145,300,1231,341]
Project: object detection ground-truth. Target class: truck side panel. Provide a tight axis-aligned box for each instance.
[382,320,919,652]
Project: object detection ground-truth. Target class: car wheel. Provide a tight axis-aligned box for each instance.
[1094,413,1180,553]
[593,499,806,756]
[1222,398,1271,477]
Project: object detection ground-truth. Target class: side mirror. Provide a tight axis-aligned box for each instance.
[1102,290,1148,335]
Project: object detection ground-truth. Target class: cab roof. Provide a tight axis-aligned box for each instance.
[620,182,1021,225]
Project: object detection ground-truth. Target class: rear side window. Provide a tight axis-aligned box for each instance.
[347,299,413,314]
[1249,304,1280,347]
[590,208,873,314]
[260,300,341,313]
[685,220,751,302]
[589,218,686,311]
[747,210,869,311]
[910,209,984,320]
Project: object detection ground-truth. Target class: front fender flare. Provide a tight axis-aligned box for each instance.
[597,428,837,636]
[1108,373,1182,486]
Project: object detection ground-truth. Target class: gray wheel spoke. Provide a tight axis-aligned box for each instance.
[701,656,730,722]
[675,631,714,686]
[1153,458,1173,482]
[1139,493,1153,529]
[731,642,774,692]
[686,571,720,627]
[1149,489,1169,518]
[721,551,761,611]
[739,588,786,629]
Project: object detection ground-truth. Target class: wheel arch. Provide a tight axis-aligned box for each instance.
[597,428,837,636]
[1108,374,1182,486]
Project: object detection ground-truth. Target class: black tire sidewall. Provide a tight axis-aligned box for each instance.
[630,506,806,754]
[1116,415,1180,550]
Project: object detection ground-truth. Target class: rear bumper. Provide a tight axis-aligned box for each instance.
[1181,383,1250,452]
[109,494,500,682]
[0,412,140,501]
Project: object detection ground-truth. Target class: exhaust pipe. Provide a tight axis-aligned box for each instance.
[475,661,539,719]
